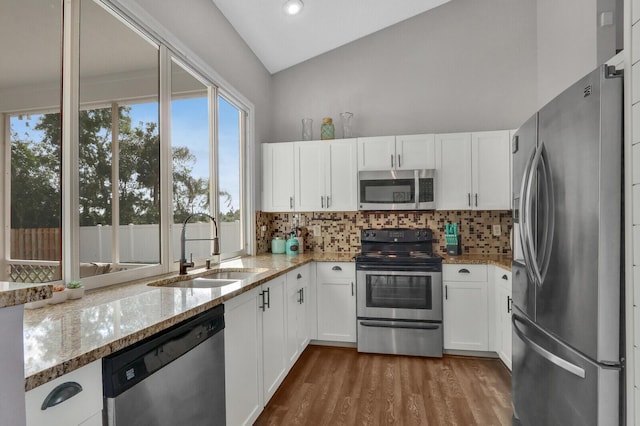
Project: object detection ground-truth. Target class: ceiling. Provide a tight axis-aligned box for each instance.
[211,0,451,74]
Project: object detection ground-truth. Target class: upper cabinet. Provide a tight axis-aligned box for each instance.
[262,143,295,212]
[262,139,358,212]
[358,134,435,171]
[436,130,511,210]
[296,139,358,211]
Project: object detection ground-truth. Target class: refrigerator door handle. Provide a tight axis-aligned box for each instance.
[537,143,555,284]
[512,315,586,379]
[519,147,537,284]
[524,143,547,287]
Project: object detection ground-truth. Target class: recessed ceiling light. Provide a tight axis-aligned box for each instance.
[283,0,304,16]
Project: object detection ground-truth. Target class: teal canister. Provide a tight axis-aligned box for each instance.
[285,235,299,255]
[271,237,286,254]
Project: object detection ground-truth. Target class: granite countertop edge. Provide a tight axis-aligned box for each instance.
[0,283,52,309]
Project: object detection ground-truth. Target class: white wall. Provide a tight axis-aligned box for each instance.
[268,0,538,142]
[536,0,619,108]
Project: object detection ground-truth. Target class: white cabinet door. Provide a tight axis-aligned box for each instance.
[472,131,511,210]
[261,276,287,404]
[443,264,488,351]
[316,263,356,342]
[295,141,325,211]
[225,287,263,426]
[396,134,435,170]
[494,267,512,370]
[436,133,473,210]
[26,360,103,426]
[326,139,358,211]
[262,143,294,212]
[285,265,311,366]
[358,136,396,170]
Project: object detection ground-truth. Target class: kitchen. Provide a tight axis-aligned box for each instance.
[0,0,635,425]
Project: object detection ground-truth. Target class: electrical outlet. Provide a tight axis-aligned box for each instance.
[492,224,501,236]
[312,225,321,237]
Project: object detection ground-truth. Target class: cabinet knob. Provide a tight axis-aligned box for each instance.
[297,273,302,279]
[502,274,508,280]
[41,382,83,410]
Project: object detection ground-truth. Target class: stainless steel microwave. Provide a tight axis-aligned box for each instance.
[358,169,436,210]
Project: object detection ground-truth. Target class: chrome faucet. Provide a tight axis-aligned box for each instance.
[180,213,220,275]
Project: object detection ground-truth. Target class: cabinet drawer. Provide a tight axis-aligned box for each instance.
[26,360,102,426]
[286,264,311,284]
[316,262,355,280]
[443,264,487,282]
[494,266,512,288]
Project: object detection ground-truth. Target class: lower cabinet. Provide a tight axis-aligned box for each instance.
[494,266,512,370]
[316,262,357,342]
[442,264,489,351]
[225,265,310,425]
[225,286,264,426]
[261,275,288,404]
[286,264,311,366]
[25,360,102,426]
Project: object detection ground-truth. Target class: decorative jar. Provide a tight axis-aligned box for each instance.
[302,118,313,141]
[320,118,335,140]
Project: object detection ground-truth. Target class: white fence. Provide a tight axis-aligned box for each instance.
[79,221,242,263]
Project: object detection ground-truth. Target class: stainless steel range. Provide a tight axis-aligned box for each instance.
[355,228,443,357]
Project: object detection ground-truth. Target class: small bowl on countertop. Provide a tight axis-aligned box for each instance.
[47,290,67,305]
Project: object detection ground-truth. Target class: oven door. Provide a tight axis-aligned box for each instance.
[356,269,442,321]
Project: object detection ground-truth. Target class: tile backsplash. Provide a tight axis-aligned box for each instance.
[256,210,512,256]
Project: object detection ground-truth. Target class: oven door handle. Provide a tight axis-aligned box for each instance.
[359,321,440,330]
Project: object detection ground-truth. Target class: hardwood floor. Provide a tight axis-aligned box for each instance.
[255,345,512,426]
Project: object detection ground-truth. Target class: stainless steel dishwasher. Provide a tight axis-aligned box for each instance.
[103,304,225,425]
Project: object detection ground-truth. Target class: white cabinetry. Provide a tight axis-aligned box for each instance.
[358,134,435,171]
[494,266,512,370]
[225,275,287,425]
[261,275,288,404]
[436,130,511,210]
[316,262,356,342]
[295,139,357,211]
[262,143,295,212]
[442,264,489,351]
[225,286,263,426]
[25,360,102,426]
[286,264,311,365]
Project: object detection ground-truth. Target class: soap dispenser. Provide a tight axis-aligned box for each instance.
[285,233,299,255]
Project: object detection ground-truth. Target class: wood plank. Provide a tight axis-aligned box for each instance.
[255,346,512,426]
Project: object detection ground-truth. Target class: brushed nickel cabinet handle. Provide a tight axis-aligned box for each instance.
[332,266,342,271]
[458,268,470,274]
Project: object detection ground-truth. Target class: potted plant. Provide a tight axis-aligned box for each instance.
[66,281,85,300]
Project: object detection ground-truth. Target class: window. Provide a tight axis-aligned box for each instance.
[2,0,252,287]
[78,0,160,279]
[170,59,212,262]
[3,0,62,283]
[218,96,244,255]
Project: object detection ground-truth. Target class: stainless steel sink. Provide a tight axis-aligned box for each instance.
[167,278,239,288]
[151,268,268,289]
[203,271,259,280]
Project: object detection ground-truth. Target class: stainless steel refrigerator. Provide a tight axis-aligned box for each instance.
[511,64,624,425]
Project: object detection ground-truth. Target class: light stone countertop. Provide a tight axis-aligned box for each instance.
[23,253,355,391]
[441,254,512,271]
[0,282,52,309]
